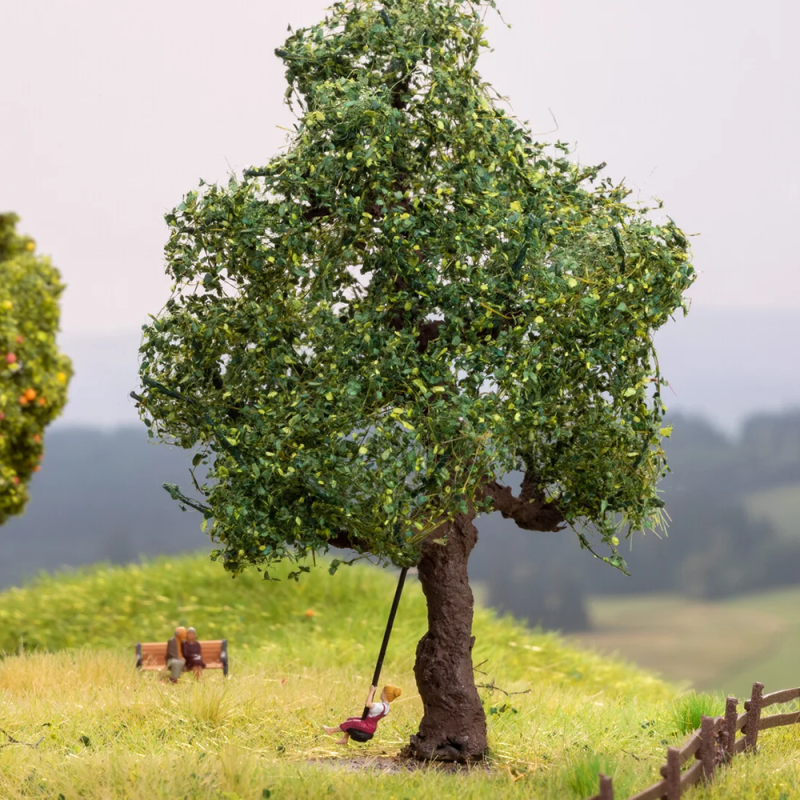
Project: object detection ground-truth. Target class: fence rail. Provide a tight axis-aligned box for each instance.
[588,679,800,800]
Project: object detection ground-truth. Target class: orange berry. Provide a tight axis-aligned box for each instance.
[25,388,36,401]
[305,609,316,617]
[5,353,17,364]
[33,434,41,443]
[38,397,46,406]
[33,466,40,473]
[19,396,28,406]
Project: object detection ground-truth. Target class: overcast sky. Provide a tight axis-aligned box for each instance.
[2,0,798,339]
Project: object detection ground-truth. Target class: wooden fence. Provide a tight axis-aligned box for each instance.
[587,680,800,799]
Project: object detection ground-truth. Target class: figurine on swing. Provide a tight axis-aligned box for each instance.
[322,684,402,744]
[322,567,408,745]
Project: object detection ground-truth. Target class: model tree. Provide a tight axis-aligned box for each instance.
[136,0,694,761]
[0,214,72,525]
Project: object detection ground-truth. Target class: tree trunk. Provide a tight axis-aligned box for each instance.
[406,512,488,762]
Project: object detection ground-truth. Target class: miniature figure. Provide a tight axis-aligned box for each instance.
[165,626,186,683]
[181,626,206,680]
[322,684,402,744]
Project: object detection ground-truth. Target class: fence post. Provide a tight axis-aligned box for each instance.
[598,773,614,800]
[698,715,716,780]
[723,696,738,763]
[743,681,764,753]
[659,746,681,799]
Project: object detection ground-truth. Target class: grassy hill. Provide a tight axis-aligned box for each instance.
[1,554,799,799]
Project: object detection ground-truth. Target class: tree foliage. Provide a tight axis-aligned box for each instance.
[0,214,72,525]
[137,0,694,576]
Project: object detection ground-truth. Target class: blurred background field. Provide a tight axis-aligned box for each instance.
[570,589,800,697]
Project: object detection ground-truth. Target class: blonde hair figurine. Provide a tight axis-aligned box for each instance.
[322,684,402,744]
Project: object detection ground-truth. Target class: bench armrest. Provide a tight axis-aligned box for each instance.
[135,643,142,670]
[220,639,229,676]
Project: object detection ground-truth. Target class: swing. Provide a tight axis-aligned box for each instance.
[348,566,408,743]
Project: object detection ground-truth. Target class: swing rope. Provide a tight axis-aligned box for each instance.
[361,566,408,720]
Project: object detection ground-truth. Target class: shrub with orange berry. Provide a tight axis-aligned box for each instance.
[0,213,72,525]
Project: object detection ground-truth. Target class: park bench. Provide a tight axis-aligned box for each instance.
[135,639,229,677]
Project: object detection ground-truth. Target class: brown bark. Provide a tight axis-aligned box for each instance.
[480,472,565,532]
[301,205,332,222]
[327,530,358,550]
[417,319,444,354]
[406,512,488,762]
[332,472,563,761]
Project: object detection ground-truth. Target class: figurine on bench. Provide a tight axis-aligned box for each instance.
[322,684,401,744]
[135,636,229,677]
[181,627,206,680]
[165,626,187,683]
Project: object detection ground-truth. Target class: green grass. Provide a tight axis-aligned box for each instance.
[1,554,800,798]
[744,483,800,540]
[667,693,725,736]
[0,554,669,698]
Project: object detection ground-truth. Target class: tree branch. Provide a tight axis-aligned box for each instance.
[162,483,213,517]
[326,530,358,550]
[417,320,445,354]
[475,682,531,697]
[480,472,564,532]
[0,728,43,749]
[302,205,332,222]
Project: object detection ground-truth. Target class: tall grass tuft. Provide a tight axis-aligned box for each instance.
[667,692,724,735]
[562,753,618,796]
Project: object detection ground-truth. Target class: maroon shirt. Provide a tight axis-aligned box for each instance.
[340,703,389,734]
[181,640,206,668]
